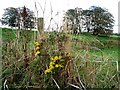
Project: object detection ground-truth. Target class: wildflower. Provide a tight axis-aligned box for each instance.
[35,51,40,56]
[55,64,59,68]
[50,57,54,61]
[50,56,62,62]
[54,56,59,60]
[35,41,40,46]
[49,66,54,70]
[45,68,52,73]
[45,55,64,74]
[54,56,59,62]
[49,64,54,69]
[36,47,40,50]
[50,62,54,66]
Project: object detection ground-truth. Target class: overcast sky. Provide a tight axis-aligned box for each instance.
[0,0,119,33]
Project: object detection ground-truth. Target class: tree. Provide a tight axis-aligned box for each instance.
[65,8,83,34]
[89,6,115,35]
[1,7,18,27]
[1,7,35,28]
[82,10,92,32]
[65,6,114,35]
[66,9,77,33]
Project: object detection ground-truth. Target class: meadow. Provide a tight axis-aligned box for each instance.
[1,27,120,89]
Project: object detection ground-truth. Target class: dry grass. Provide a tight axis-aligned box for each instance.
[1,2,119,89]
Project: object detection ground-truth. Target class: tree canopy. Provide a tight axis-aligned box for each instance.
[1,7,35,28]
[65,8,83,34]
[89,6,115,35]
[65,6,115,35]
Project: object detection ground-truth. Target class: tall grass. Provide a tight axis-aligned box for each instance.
[1,1,120,89]
[2,27,119,89]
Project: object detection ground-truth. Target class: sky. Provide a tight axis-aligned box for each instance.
[0,0,119,33]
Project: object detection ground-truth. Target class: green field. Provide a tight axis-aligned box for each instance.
[71,32,119,61]
[2,28,119,61]
[1,28,120,89]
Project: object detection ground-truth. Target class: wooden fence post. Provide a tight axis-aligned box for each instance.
[37,18,44,42]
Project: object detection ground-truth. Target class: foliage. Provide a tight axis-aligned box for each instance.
[65,6,115,35]
[1,7,18,27]
[65,8,82,34]
[89,6,115,35]
[1,7,35,28]
[1,28,119,89]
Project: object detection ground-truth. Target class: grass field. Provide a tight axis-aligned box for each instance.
[2,28,119,61]
[72,32,119,61]
[1,27,120,89]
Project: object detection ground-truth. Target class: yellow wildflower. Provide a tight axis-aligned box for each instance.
[50,62,54,66]
[49,62,54,67]
[54,56,59,62]
[35,51,40,56]
[49,65,54,69]
[51,56,62,62]
[35,41,40,46]
[45,69,52,73]
[50,57,54,61]
[55,64,59,68]
[36,47,40,50]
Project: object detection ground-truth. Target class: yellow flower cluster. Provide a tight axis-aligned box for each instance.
[35,41,40,46]
[45,56,64,73]
[34,41,41,56]
[35,51,40,56]
[50,56,62,62]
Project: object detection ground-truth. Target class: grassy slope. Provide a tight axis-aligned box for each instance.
[2,28,119,61]
[2,28,35,42]
[1,28,120,88]
[72,32,119,61]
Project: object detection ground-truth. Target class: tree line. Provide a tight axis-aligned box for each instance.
[64,6,114,35]
[0,7,35,29]
[1,6,115,35]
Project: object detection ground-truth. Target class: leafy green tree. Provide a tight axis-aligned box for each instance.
[65,8,83,34]
[1,7,35,28]
[89,6,115,35]
[82,9,92,32]
[65,6,114,35]
[1,7,18,27]
[66,9,77,33]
